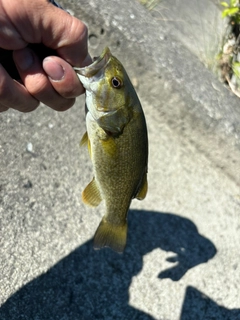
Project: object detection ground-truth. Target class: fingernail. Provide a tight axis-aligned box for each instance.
[43,58,65,81]
[15,48,34,71]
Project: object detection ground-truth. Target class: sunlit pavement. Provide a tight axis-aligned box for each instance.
[0,1,239,319]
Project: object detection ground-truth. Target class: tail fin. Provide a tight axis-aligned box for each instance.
[93,218,127,253]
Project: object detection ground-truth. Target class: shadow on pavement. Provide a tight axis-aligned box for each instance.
[181,286,240,320]
[0,209,221,319]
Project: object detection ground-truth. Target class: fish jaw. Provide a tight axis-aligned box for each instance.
[75,47,111,112]
[74,47,111,78]
[75,46,138,112]
[75,48,136,134]
[77,71,104,96]
[76,61,128,133]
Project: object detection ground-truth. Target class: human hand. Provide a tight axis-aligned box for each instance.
[0,0,91,113]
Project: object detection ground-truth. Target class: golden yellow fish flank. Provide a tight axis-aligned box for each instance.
[75,47,148,253]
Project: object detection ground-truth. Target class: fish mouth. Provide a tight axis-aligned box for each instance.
[74,47,111,77]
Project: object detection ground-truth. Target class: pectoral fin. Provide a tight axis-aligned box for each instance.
[82,177,102,207]
[135,172,148,200]
[93,218,127,253]
[100,136,117,158]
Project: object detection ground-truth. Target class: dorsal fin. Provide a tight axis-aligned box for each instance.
[80,131,92,158]
[80,131,88,146]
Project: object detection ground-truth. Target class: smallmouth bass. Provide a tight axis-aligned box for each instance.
[75,47,148,253]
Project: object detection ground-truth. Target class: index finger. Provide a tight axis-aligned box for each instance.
[5,0,89,67]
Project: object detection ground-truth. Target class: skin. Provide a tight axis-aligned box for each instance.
[0,0,91,113]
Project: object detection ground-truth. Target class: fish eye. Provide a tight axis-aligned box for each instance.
[111,77,122,89]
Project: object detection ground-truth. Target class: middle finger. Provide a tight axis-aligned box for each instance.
[13,48,75,111]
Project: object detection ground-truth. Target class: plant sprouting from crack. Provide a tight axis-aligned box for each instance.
[218,0,240,95]
[221,0,240,25]
[138,0,161,11]
[232,61,240,77]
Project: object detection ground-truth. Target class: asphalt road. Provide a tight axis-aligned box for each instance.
[0,0,240,319]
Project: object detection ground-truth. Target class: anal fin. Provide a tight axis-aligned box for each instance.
[82,177,102,207]
[135,172,148,200]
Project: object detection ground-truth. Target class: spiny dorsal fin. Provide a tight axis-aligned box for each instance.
[80,131,88,146]
[93,218,127,253]
[80,131,92,158]
[82,177,102,207]
[135,172,148,200]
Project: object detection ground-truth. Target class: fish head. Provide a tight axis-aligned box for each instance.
[75,47,137,134]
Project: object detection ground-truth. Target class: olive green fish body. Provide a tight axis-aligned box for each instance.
[75,48,148,253]
[87,111,147,252]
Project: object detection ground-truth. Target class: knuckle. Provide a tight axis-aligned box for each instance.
[80,22,88,41]
[0,76,10,100]
[61,86,79,99]
[26,75,48,97]
[0,105,9,112]
[50,98,75,111]
[0,67,39,112]
[20,103,39,113]
[13,97,39,112]
[72,18,88,43]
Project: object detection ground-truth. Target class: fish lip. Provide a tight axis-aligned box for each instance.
[74,47,111,77]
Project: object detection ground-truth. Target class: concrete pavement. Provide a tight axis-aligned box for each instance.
[0,0,240,319]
